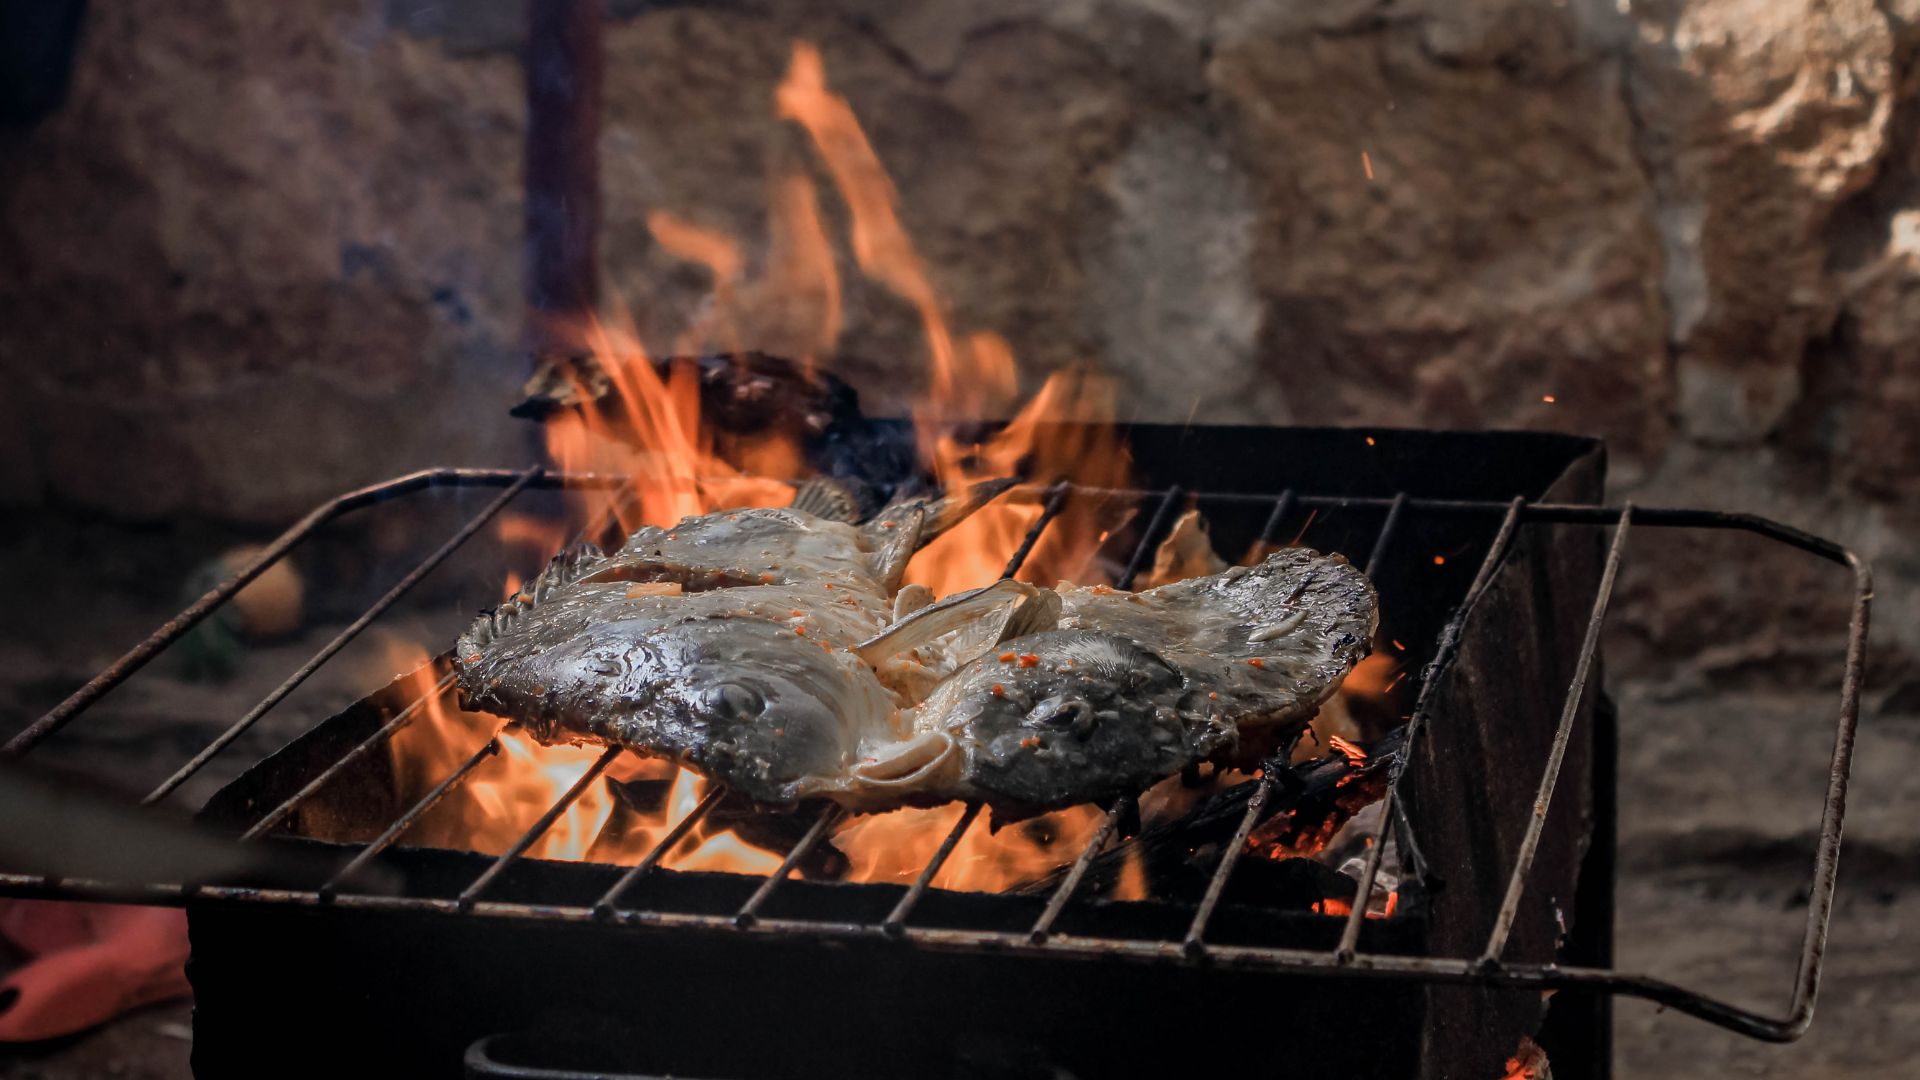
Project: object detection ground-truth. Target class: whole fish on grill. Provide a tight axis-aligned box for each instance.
[453,482,1376,817]
[854,547,1376,811]
[1057,547,1377,736]
[455,480,972,805]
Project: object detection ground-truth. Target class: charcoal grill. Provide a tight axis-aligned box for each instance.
[0,423,1869,1080]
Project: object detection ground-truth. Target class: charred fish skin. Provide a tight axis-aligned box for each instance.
[1056,547,1377,732]
[912,630,1235,816]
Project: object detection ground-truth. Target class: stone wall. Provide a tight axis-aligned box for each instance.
[1,0,1915,695]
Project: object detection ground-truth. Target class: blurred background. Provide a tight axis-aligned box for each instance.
[0,1,1915,1076]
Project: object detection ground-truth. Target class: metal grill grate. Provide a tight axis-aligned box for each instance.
[0,464,1871,1044]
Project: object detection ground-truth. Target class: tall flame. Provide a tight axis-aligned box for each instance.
[776,44,962,411]
[765,171,842,367]
[775,42,1131,596]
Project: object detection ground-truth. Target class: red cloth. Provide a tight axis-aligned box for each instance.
[0,900,190,1042]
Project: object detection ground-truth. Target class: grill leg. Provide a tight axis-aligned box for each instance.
[1533,687,1618,1079]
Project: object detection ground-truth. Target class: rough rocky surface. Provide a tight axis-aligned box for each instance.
[1611,683,1920,1078]
[4,0,1916,695]
[0,1,536,521]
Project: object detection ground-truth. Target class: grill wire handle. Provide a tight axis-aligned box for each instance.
[0,469,1872,1045]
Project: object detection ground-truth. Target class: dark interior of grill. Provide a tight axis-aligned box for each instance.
[177,422,1610,1080]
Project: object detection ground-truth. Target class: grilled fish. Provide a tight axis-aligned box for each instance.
[861,547,1377,811]
[453,484,1375,817]
[1056,547,1377,734]
[454,485,952,805]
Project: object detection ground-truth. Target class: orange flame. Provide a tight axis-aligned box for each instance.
[764,170,842,367]
[831,803,1109,891]
[384,642,786,875]
[1112,843,1149,902]
[773,42,1132,597]
[776,43,961,410]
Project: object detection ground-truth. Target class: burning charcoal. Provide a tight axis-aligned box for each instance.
[1216,854,1362,912]
[1006,727,1403,903]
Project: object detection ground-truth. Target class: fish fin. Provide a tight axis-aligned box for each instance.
[855,579,1035,666]
[865,504,928,592]
[461,542,607,652]
[892,583,935,622]
[993,586,1062,644]
[849,731,956,786]
[789,477,862,523]
[918,477,1019,542]
[862,477,1018,589]
[1141,509,1228,589]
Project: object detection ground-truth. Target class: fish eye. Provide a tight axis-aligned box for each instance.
[705,682,766,720]
[1028,695,1086,724]
[1028,695,1095,734]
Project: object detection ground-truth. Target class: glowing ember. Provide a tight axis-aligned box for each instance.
[1501,1037,1549,1080]
[1327,735,1367,769]
[1309,892,1399,919]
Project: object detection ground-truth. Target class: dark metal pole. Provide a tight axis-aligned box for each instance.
[524,0,604,356]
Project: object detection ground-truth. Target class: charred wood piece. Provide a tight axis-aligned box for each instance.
[513,350,917,499]
[1007,727,1403,904]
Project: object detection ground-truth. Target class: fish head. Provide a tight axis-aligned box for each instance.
[922,630,1236,814]
[593,617,890,803]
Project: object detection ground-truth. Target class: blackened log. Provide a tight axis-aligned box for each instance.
[515,350,858,442]
[515,349,920,497]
